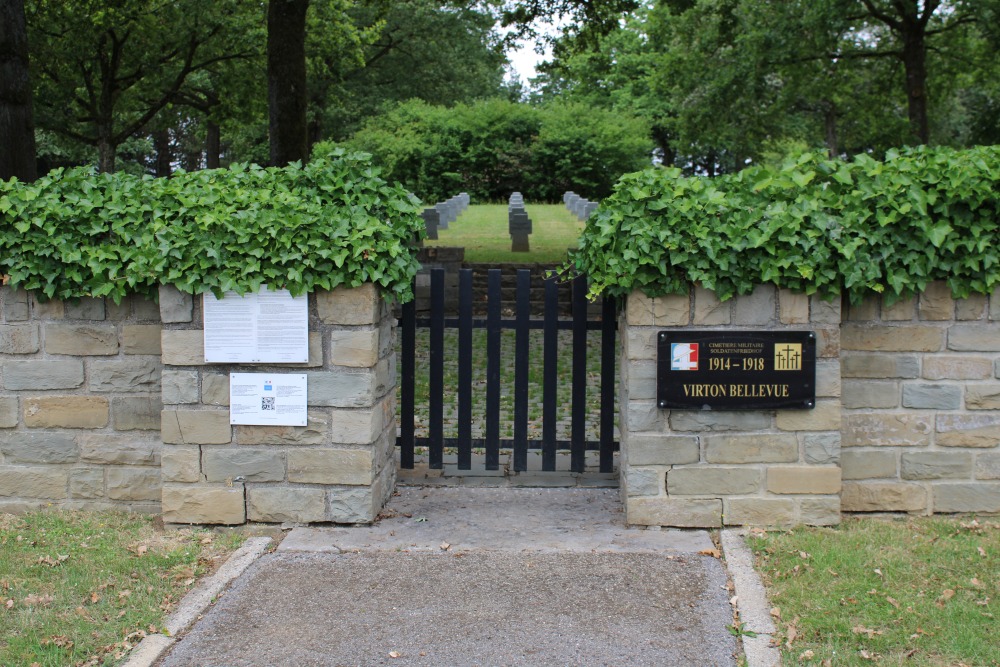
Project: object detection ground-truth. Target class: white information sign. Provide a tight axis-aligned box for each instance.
[229,373,308,426]
[203,287,308,363]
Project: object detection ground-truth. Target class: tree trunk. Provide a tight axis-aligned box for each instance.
[901,31,929,144]
[206,120,221,169]
[267,0,310,167]
[823,101,838,158]
[154,128,172,177]
[0,0,37,182]
[97,136,116,173]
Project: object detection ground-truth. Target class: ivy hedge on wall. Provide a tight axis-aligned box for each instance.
[573,145,1000,303]
[0,149,424,303]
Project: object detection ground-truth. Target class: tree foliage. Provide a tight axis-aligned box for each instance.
[0,0,37,182]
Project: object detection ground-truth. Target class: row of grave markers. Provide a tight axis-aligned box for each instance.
[509,191,532,252]
[564,191,599,221]
[421,192,470,240]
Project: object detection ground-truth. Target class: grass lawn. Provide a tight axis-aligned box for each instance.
[0,510,246,667]
[425,203,585,263]
[748,516,1000,666]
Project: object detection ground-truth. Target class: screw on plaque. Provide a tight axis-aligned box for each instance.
[659,401,668,408]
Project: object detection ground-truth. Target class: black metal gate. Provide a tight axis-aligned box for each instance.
[397,267,618,474]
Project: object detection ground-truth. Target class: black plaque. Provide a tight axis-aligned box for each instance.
[657,331,816,410]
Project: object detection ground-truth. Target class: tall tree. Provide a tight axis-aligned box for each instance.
[0,0,37,182]
[268,0,310,166]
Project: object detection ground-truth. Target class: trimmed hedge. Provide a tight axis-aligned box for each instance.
[0,149,424,303]
[573,146,1000,302]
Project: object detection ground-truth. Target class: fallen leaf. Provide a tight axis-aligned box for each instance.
[799,650,815,660]
[440,542,451,551]
[89,592,101,604]
[770,607,781,619]
[137,545,148,556]
[785,618,799,648]
[978,547,987,558]
[5,599,14,609]
[699,549,722,559]
[388,651,401,658]
[886,596,900,609]
[859,649,875,660]
[971,577,982,587]
[730,595,738,607]
[935,589,955,607]
[799,551,810,559]
[852,625,883,638]
[874,568,883,578]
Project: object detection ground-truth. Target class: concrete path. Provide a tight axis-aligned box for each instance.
[157,488,739,667]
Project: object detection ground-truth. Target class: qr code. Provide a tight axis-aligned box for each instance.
[261,397,276,411]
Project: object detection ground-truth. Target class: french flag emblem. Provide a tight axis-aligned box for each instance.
[670,343,699,371]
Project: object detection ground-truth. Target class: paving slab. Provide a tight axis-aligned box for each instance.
[158,487,738,667]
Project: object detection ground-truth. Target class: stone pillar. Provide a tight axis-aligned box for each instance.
[159,284,396,525]
[619,285,842,527]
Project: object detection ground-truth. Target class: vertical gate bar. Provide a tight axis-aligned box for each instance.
[600,295,617,473]
[513,269,530,472]
[457,269,473,470]
[542,277,558,471]
[485,269,502,471]
[570,275,588,473]
[429,268,445,470]
[399,287,416,469]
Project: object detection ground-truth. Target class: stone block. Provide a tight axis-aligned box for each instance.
[327,486,377,523]
[777,401,840,431]
[798,498,841,525]
[841,354,920,379]
[287,448,373,485]
[816,360,841,397]
[202,373,230,406]
[948,325,1000,351]
[203,448,285,482]
[2,360,84,390]
[0,324,39,353]
[815,327,840,358]
[32,296,64,319]
[845,296,879,322]
[966,385,1000,410]
[123,324,162,354]
[317,284,382,326]
[0,397,17,428]
[767,466,841,494]
[307,369,377,408]
[803,433,840,465]
[624,467,663,496]
[625,292,689,326]
[326,407,382,445]
[248,487,327,523]
[626,434,699,466]
[625,361,656,400]
[733,285,775,325]
[976,454,1000,480]
[78,433,159,465]
[778,290,808,324]
[0,466,68,499]
[329,328,379,368]
[667,466,761,495]
[625,401,664,432]
[902,384,962,410]
[162,370,199,404]
[932,483,1000,513]
[882,296,916,321]
[89,360,161,393]
[841,481,926,511]
[160,330,205,366]
[922,356,992,380]
[626,497,722,527]
[841,450,896,480]
[918,282,954,320]
[901,452,972,480]
[113,396,163,430]
[161,409,231,444]
[44,324,118,355]
[841,381,899,409]
[724,498,796,526]
[0,432,78,463]
[236,411,330,445]
[626,329,658,361]
[107,467,161,501]
[936,414,1000,448]
[668,411,772,432]
[133,296,162,321]
[992,286,1000,320]
[841,325,942,352]
[955,295,987,321]
[158,285,193,323]
[1,287,29,321]
[105,297,130,321]
[843,413,933,447]
[810,295,841,324]
[162,484,245,524]
[161,446,201,483]
[703,434,798,464]
[70,468,104,499]
[24,396,108,428]
[694,286,730,325]
[64,297,105,320]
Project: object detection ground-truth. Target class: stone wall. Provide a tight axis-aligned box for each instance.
[158,285,397,525]
[620,286,843,527]
[0,287,163,513]
[841,283,1000,514]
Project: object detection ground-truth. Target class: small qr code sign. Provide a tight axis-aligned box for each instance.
[261,397,276,410]
[230,373,307,426]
